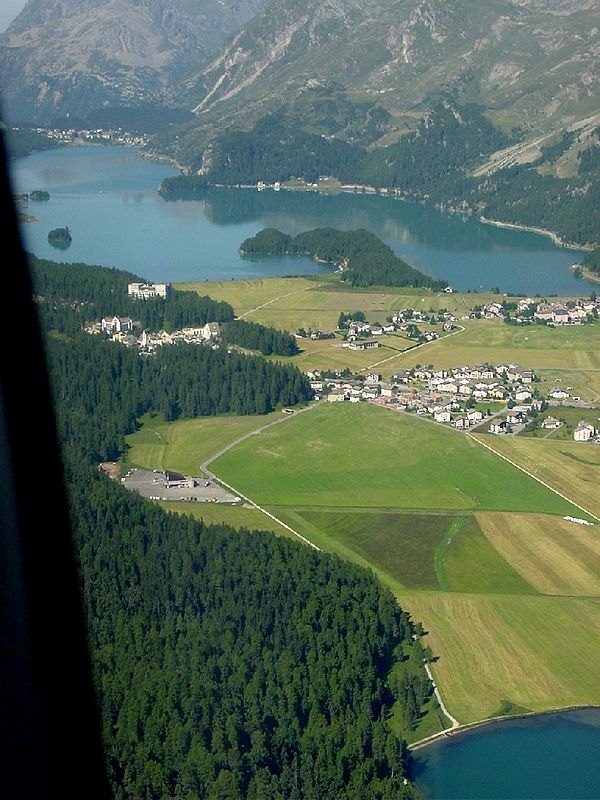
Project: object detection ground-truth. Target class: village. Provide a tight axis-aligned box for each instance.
[312,362,600,443]
[89,282,599,444]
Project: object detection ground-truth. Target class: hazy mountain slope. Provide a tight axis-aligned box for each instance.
[163,0,600,166]
[0,0,270,124]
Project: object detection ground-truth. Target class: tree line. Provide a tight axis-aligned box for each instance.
[222,319,300,356]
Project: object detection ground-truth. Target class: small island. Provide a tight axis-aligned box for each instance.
[29,190,50,201]
[48,226,72,250]
[239,227,446,289]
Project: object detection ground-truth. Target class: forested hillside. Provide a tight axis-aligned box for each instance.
[33,256,431,798]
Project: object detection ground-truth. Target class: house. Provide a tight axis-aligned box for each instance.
[454,416,469,429]
[550,389,570,400]
[574,421,596,442]
[514,388,532,402]
[507,410,526,425]
[371,326,384,336]
[534,304,554,322]
[365,373,380,384]
[392,370,411,383]
[434,409,451,423]
[467,409,483,423]
[383,323,396,333]
[541,416,561,429]
[490,420,510,435]
[327,390,347,402]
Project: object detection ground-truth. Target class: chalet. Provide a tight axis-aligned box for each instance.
[574,421,596,442]
[490,420,510,435]
[514,388,532,402]
[507,410,526,425]
[327,390,347,402]
[541,416,561,430]
[550,389,570,400]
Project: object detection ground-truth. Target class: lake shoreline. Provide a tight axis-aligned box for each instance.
[478,216,592,253]
[409,703,600,753]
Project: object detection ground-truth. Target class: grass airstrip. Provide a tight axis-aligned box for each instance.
[124,278,600,735]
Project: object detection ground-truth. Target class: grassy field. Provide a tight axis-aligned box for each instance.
[473,434,600,520]
[211,403,583,515]
[477,512,600,596]
[403,592,600,724]
[381,319,600,375]
[124,410,286,475]
[178,276,497,330]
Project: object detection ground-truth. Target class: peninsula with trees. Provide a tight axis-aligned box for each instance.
[239,227,445,289]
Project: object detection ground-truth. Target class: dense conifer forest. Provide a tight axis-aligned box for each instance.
[240,227,444,289]
[33,256,430,798]
[222,319,300,356]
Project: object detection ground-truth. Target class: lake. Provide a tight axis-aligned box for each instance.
[412,709,600,799]
[9,145,594,295]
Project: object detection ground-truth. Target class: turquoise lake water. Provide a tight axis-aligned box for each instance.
[9,145,593,295]
[412,709,600,799]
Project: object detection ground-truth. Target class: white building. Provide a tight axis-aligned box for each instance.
[128,282,170,299]
[101,316,133,334]
[574,422,596,442]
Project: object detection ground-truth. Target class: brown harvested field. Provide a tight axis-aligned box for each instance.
[473,435,600,520]
[401,591,600,724]
[477,512,600,597]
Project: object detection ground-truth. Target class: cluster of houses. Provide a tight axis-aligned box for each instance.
[466,296,600,326]
[338,308,458,350]
[92,318,222,352]
[35,126,148,147]
[532,299,598,325]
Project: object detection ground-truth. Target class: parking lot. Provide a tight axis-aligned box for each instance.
[122,469,242,504]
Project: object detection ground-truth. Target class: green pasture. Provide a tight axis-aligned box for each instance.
[124,411,285,475]
[211,403,582,515]
[475,434,600,520]
[381,319,600,376]
[178,276,497,328]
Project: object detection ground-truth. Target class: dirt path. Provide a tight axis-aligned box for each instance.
[199,402,323,551]
[237,285,313,319]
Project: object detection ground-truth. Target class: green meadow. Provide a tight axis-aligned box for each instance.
[211,403,582,516]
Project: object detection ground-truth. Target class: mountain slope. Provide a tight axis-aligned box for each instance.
[0,0,269,124]
[162,0,600,166]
